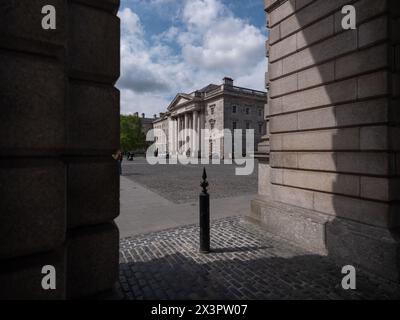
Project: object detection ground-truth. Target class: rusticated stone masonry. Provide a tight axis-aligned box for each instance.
[251,0,400,282]
[0,0,120,299]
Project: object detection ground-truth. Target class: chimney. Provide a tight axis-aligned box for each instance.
[154,114,157,119]
[142,113,145,118]
[223,77,234,87]
[134,112,139,117]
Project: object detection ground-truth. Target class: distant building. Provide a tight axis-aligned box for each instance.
[153,77,268,158]
[133,112,156,138]
[153,113,169,153]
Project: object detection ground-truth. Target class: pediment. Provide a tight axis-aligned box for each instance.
[167,94,193,111]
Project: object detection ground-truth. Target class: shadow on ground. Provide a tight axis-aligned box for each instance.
[118,252,400,300]
[116,218,400,300]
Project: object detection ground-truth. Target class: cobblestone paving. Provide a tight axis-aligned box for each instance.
[118,217,400,300]
[122,159,257,203]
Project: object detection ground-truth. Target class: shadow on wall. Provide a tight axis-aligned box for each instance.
[266,0,400,283]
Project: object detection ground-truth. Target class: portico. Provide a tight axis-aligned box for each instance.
[170,107,202,157]
[152,77,267,160]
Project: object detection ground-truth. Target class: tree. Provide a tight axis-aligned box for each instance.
[120,115,146,153]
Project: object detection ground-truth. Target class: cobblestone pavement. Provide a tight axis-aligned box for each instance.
[122,159,257,203]
[118,217,400,300]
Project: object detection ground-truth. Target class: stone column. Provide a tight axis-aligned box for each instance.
[0,0,120,299]
[175,117,179,154]
[189,112,193,157]
[184,113,189,155]
[179,116,183,153]
[171,118,179,154]
[250,0,400,282]
[193,111,199,157]
[198,110,203,156]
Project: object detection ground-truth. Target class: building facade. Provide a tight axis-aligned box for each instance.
[153,113,169,153]
[250,0,400,282]
[153,77,267,158]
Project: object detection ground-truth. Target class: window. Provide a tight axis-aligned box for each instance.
[209,119,215,130]
[232,121,237,130]
[232,105,237,113]
[246,107,250,115]
[258,123,263,134]
[210,104,215,115]
[258,108,262,117]
[246,122,250,130]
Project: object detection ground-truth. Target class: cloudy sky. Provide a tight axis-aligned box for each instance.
[117,0,268,116]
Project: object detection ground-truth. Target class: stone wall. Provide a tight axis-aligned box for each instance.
[0,0,120,299]
[203,95,265,156]
[204,98,224,156]
[205,98,225,132]
[251,0,400,281]
[223,96,265,140]
[223,96,265,155]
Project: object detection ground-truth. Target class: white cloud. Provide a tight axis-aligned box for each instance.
[182,0,224,28]
[152,26,180,43]
[235,60,268,91]
[119,7,143,39]
[117,8,193,94]
[182,16,265,74]
[117,1,267,115]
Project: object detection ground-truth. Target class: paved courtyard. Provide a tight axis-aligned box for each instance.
[116,158,257,237]
[121,158,258,203]
[114,158,400,300]
[117,217,400,300]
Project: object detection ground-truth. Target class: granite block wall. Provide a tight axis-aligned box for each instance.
[0,0,120,299]
[252,0,400,281]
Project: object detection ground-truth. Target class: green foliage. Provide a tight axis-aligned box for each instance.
[120,115,146,153]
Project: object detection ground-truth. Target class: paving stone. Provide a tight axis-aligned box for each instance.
[116,217,400,300]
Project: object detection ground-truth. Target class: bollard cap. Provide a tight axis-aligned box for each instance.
[200,167,209,194]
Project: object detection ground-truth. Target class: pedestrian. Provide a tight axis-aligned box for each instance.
[112,150,123,175]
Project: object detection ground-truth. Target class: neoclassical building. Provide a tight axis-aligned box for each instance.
[153,77,268,158]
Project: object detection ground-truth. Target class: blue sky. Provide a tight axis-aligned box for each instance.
[117,0,268,115]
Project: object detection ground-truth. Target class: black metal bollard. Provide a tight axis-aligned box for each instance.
[199,167,210,253]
